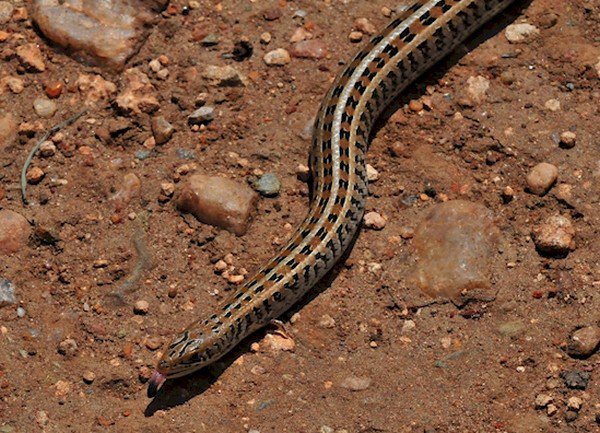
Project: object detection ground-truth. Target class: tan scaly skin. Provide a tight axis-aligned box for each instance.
[148,0,519,398]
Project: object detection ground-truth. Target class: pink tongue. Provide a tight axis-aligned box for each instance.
[147,370,166,398]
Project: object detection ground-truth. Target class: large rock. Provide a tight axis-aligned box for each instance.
[0,210,31,255]
[411,201,500,300]
[176,174,258,236]
[31,0,169,70]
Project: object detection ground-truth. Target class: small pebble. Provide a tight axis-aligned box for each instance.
[260,32,272,44]
[133,300,150,315]
[559,131,576,148]
[320,427,334,433]
[547,403,558,416]
[544,99,561,112]
[567,396,583,411]
[0,210,31,255]
[253,173,281,197]
[83,371,96,384]
[535,393,553,409]
[526,162,558,195]
[318,314,336,329]
[39,140,56,157]
[45,81,63,98]
[290,40,328,59]
[532,214,575,256]
[0,279,17,308]
[353,18,376,35]
[160,182,175,198]
[340,376,371,391]
[57,338,78,357]
[145,337,162,350]
[290,27,312,43]
[16,43,46,72]
[366,164,379,182]
[567,326,600,358]
[295,164,310,182]
[565,410,578,422]
[501,186,515,202]
[561,370,590,390]
[349,31,363,42]
[16,307,25,317]
[188,106,215,125]
[26,167,45,184]
[363,211,386,230]
[151,116,175,145]
[505,23,540,43]
[263,48,291,66]
[33,98,58,118]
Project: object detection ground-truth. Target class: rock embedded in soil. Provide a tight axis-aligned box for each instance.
[151,115,174,144]
[340,376,371,391]
[0,278,16,308]
[176,174,258,236]
[532,215,574,256]
[31,0,168,70]
[411,200,500,300]
[566,326,600,359]
[526,162,558,195]
[0,210,31,255]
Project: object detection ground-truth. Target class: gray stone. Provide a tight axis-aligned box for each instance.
[561,370,590,390]
[188,106,215,125]
[32,0,168,70]
[253,173,281,197]
[411,200,499,300]
[0,278,16,308]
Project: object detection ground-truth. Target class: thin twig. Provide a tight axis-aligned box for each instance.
[20,109,87,205]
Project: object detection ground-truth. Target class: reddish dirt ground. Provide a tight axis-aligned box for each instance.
[0,1,599,432]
